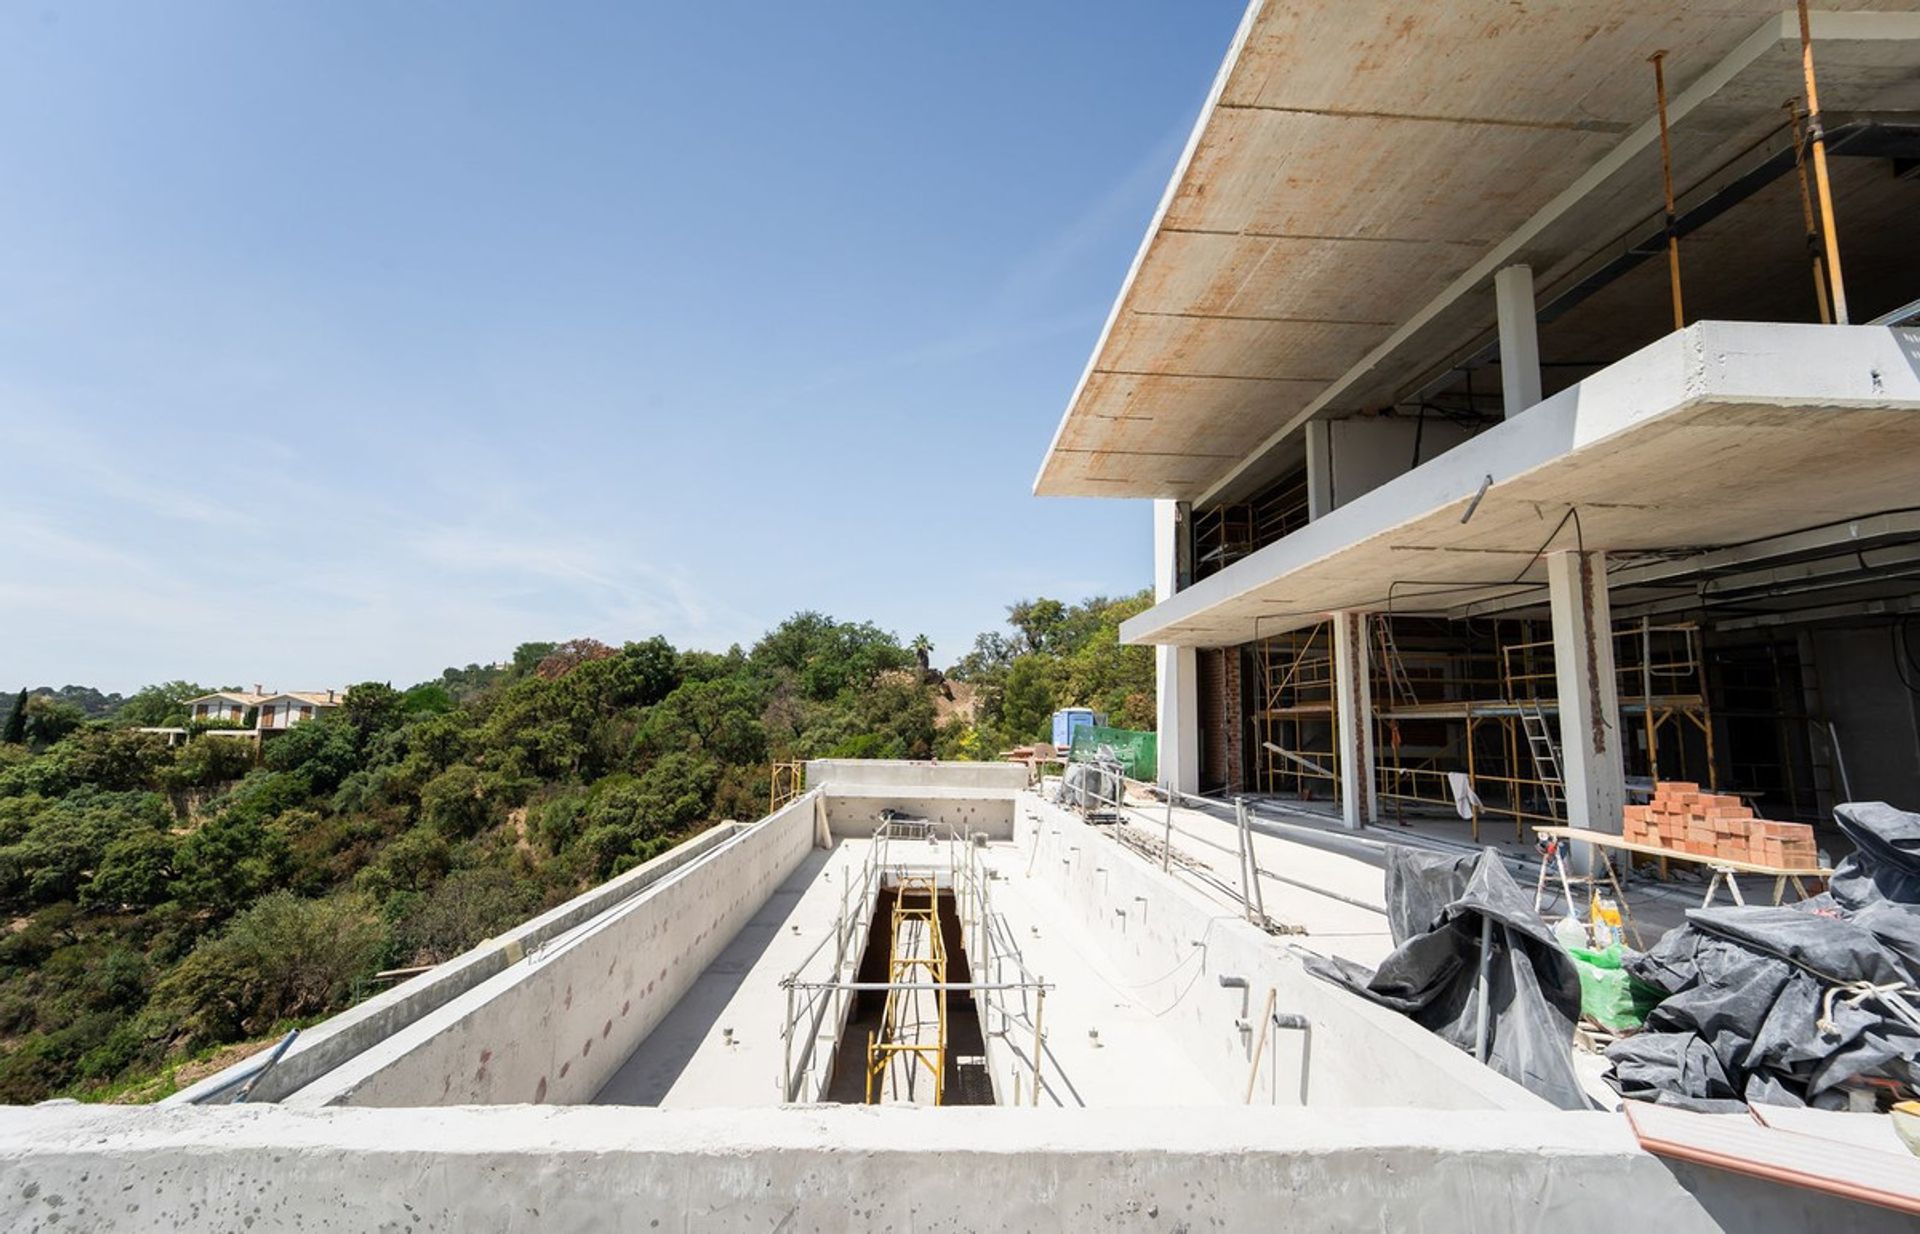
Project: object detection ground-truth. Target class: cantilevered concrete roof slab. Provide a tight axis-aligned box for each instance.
[1118,323,1920,647]
[1037,3,1920,501]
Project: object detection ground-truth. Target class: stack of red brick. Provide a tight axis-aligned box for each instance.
[1621,781,1819,869]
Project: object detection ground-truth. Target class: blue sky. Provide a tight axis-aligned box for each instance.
[0,3,1242,694]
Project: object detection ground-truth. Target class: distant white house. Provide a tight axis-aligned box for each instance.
[182,686,343,732]
[254,690,341,731]
[185,689,272,725]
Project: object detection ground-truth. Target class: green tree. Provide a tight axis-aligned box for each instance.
[149,891,383,1047]
[114,681,206,728]
[2,689,26,744]
[21,696,86,747]
[999,656,1059,743]
[341,682,405,740]
[419,764,494,838]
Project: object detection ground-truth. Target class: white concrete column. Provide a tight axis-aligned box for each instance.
[1547,550,1624,835]
[1331,611,1376,829]
[1305,421,1333,518]
[1494,264,1542,419]
[1154,500,1200,796]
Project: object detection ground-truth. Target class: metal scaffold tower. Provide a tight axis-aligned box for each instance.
[865,874,948,1104]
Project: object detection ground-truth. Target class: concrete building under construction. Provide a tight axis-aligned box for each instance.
[1037,3,1920,852]
[4,3,1920,1230]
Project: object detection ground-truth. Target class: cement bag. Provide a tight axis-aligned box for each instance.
[1568,943,1662,1033]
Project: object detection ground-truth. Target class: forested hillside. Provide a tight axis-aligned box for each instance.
[0,592,1150,1102]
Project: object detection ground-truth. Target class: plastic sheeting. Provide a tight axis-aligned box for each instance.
[1606,801,1920,1111]
[1056,759,1124,812]
[1303,846,1590,1110]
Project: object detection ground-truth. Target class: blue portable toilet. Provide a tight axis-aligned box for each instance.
[1051,707,1099,751]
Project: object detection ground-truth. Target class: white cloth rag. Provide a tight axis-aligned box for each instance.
[1446,771,1483,821]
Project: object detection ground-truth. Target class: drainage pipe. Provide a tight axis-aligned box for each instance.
[1273,1011,1313,1106]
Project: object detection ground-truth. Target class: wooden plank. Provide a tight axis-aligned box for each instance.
[1624,1100,1920,1216]
[1534,826,1832,878]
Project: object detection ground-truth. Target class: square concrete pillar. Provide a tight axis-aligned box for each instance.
[1331,610,1376,829]
[1155,500,1200,796]
[1305,421,1333,518]
[1494,264,1542,419]
[1547,550,1625,836]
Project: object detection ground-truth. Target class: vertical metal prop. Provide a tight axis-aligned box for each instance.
[1030,983,1046,1106]
[1797,0,1849,322]
[1783,101,1833,324]
[1649,51,1684,331]
[1162,791,1175,873]
[1474,844,1497,1064]
[1473,912,1495,1063]
[782,983,796,1101]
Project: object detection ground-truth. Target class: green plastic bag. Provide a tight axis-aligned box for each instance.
[1567,943,1664,1032]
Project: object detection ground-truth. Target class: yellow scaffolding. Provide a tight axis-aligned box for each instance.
[865,875,947,1105]
[769,760,804,812]
[1254,618,1717,840]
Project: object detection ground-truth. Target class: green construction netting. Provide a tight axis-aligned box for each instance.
[1068,725,1157,782]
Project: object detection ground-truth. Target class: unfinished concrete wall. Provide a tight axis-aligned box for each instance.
[3,1103,1901,1234]
[1809,625,1920,811]
[170,820,749,1106]
[282,792,819,1108]
[822,790,1016,838]
[1326,416,1480,511]
[1019,798,1541,1111]
[810,759,1024,838]
[805,758,1028,792]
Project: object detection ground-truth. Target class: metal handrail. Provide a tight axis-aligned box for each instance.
[778,817,1049,1105]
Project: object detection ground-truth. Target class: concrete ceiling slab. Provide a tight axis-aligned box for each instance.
[1037,3,1920,501]
[1118,323,1920,647]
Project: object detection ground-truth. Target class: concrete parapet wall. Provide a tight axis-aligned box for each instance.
[0,1103,1894,1233]
[169,818,751,1106]
[1020,796,1540,1111]
[806,758,1028,792]
[824,788,1016,838]
[283,792,819,1108]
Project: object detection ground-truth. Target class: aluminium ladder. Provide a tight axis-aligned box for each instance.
[1517,701,1566,822]
[1373,618,1419,708]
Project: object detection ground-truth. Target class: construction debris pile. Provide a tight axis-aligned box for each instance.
[1605,802,1920,1111]
[1623,782,1820,868]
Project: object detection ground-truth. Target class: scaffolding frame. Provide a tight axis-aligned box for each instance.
[865,874,948,1105]
[1253,617,1718,840]
[778,819,1049,1107]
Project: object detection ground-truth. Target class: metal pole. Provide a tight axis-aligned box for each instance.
[1649,51,1684,331]
[232,1028,300,1104]
[1162,790,1175,873]
[782,983,796,1101]
[1797,0,1849,323]
[1237,798,1268,921]
[1783,100,1833,324]
[1030,982,1046,1106]
[1473,849,1496,1063]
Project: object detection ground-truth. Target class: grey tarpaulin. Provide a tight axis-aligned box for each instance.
[1056,754,1124,812]
[1303,846,1590,1109]
[1605,801,1920,1111]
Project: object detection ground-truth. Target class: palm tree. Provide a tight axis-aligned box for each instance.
[910,635,933,681]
